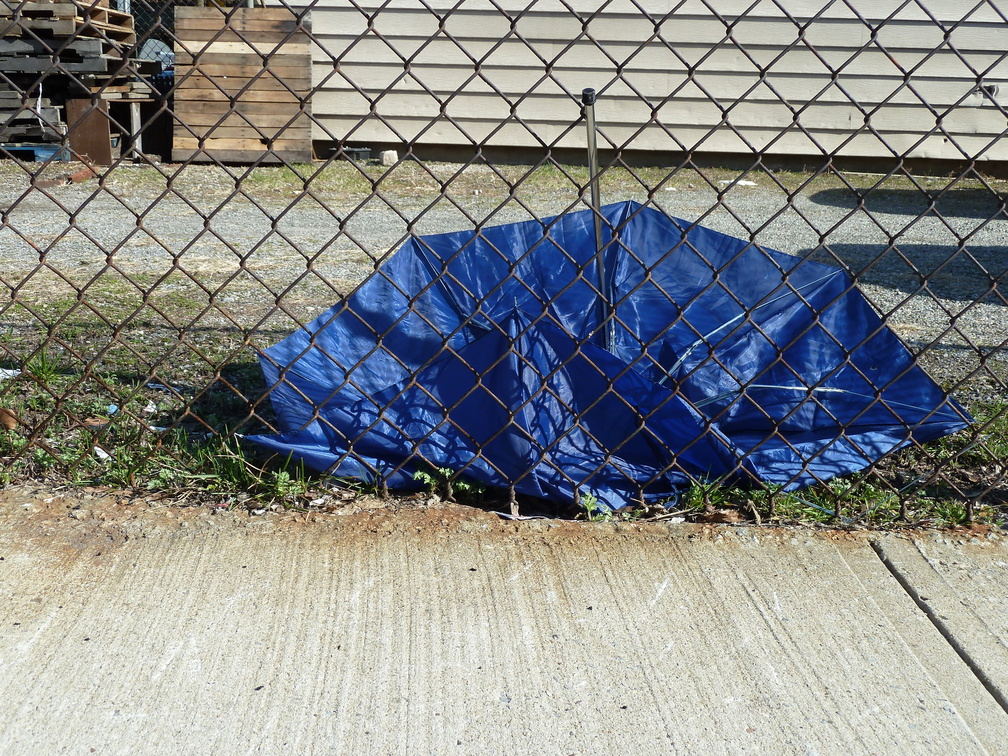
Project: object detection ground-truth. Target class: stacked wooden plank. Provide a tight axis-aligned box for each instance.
[0,1,136,46]
[173,7,312,164]
[0,84,62,142]
[0,0,151,151]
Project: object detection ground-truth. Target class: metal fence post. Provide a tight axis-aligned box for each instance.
[582,87,614,352]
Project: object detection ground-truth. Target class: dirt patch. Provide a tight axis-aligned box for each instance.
[6,480,971,553]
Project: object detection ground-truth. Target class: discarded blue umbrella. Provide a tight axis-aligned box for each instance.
[249,200,970,510]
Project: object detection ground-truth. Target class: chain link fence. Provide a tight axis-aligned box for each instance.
[0,0,1005,522]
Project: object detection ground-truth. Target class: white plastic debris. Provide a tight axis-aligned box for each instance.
[0,368,21,380]
[94,446,112,462]
[719,179,757,187]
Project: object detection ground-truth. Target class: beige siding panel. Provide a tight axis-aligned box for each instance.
[308,115,1003,159]
[300,0,1007,24]
[313,15,1008,61]
[340,10,876,48]
[319,42,1008,87]
[314,88,1006,137]
[284,0,1008,162]
[314,5,1004,50]
[324,63,999,111]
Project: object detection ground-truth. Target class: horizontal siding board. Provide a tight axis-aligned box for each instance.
[294,0,1007,25]
[311,88,1006,136]
[319,114,1004,158]
[318,9,1007,53]
[319,42,1008,85]
[316,44,1006,73]
[324,62,999,109]
[269,0,1008,161]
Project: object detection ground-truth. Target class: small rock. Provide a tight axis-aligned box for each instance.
[380,150,398,166]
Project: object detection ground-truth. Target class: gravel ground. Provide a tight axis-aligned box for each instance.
[1,159,1004,405]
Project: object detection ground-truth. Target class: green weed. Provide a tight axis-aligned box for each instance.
[934,501,970,526]
[413,465,486,503]
[24,349,63,386]
[680,478,730,512]
[578,491,612,521]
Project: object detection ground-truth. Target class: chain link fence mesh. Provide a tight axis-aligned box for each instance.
[0,0,1005,521]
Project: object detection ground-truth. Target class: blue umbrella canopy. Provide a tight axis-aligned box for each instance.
[249,201,969,510]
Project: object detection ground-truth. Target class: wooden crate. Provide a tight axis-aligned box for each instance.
[172,7,312,164]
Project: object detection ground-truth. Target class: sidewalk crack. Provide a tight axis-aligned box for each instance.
[870,540,1008,716]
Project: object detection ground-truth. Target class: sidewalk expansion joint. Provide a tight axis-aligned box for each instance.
[870,540,1008,716]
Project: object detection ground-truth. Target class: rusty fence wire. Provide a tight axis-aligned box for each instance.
[0,0,1005,521]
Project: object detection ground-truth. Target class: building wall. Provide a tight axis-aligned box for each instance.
[278,0,1008,162]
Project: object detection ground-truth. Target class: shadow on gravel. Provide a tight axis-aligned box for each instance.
[808,187,1007,220]
[805,243,1008,305]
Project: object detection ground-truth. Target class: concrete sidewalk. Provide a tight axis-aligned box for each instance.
[0,488,1006,755]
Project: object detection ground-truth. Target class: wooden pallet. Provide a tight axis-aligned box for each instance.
[0,83,61,137]
[173,7,312,164]
[0,1,135,46]
[0,36,107,57]
[0,104,61,122]
[0,120,63,142]
[0,52,117,73]
[0,2,149,157]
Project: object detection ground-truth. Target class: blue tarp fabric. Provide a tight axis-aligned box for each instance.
[249,201,969,510]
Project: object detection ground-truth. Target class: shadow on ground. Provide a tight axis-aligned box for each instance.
[808,187,1007,221]
[804,243,1008,305]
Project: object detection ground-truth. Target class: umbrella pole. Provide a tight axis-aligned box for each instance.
[582,88,613,351]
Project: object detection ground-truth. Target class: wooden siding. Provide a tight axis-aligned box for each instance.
[173,7,313,164]
[277,0,1008,161]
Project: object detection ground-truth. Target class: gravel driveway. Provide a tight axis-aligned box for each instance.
[1,159,1004,404]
